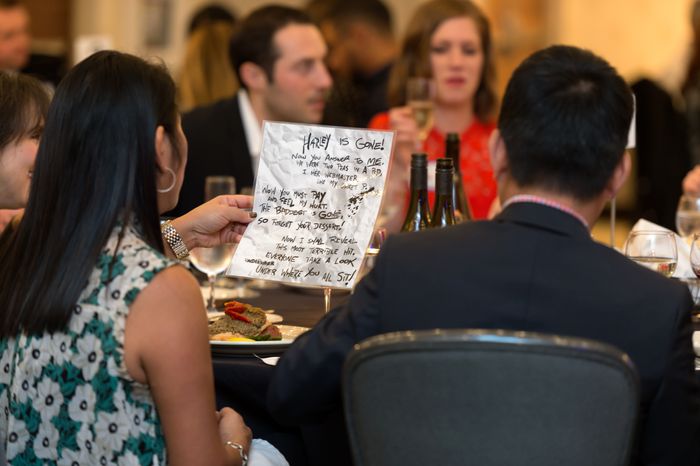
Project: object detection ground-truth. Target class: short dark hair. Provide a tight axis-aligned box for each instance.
[188,3,236,35]
[327,0,393,36]
[0,72,50,151]
[498,45,633,201]
[229,5,313,89]
[0,51,179,337]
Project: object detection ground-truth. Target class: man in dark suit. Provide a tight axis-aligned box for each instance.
[169,5,332,216]
[268,45,700,465]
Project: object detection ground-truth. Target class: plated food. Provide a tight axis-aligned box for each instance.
[209,301,282,342]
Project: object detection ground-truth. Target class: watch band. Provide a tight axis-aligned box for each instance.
[225,441,248,466]
[160,220,190,260]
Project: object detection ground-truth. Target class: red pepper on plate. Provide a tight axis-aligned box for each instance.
[224,307,252,323]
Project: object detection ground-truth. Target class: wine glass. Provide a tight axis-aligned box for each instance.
[365,227,386,269]
[624,231,678,278]
[189,176,237,311]
[406,77,435,146]
[687,235,700,311]
[676,195,700,241]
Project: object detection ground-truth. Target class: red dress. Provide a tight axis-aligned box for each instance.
[368,112,497,219]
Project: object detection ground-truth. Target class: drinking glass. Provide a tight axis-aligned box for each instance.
[676,195,700,240]
[624,231,678,278]
[189,176,237,311]
[406,77,435,146]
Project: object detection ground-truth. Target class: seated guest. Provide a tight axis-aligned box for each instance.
[0,71,255,255]
[169,5,333,216]
[315,0,397,127]
[0,51,287,465]
[0,0,65,87]
[268,45,700,465]
[179,4,238,113]
[369,0,498,227]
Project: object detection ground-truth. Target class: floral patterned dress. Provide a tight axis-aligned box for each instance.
[0,224,176,465]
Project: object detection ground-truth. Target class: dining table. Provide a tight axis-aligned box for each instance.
[210,283,351,466]
[209,280,700,466]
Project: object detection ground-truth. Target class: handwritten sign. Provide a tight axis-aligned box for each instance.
[227,122,393,289]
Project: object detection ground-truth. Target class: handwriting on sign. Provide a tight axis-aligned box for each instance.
[228,122,393,288]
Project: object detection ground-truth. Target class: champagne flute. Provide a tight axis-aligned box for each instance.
[189,176,237,311]
[624,231,678,278]
[406,77,435,146]
[676,195,700,241]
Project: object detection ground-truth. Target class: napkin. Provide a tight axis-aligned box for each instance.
[628,219,694,278]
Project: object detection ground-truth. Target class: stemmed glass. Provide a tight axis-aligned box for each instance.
[406,77,435,147]
[676,195,700,241]
[189,176,238,311]
[624,231,678,278]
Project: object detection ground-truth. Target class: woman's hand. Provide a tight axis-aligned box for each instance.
[683,165,700,197]
[217,407,252,464]
[170,195,255,251]
[388,106,421,169]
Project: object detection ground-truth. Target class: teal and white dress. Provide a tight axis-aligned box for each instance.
[0,224,174,465]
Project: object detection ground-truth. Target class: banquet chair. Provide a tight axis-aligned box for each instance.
[342,329,639,466]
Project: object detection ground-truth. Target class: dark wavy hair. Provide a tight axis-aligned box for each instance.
[0,71,50,153]
[0,51,180,336]
[387,0,496,122]
[499,45,633,201]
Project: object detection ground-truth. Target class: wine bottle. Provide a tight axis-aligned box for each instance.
[446,133,471,221]
[400,153,432,232]
[431,158,457,227]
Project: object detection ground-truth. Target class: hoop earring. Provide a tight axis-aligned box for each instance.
[157,167,177,193]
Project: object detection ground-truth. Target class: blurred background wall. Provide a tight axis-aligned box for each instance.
[53,0,694,96]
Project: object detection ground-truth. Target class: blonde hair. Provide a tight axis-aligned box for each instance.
[387,0,496,121]
[178,22,238,112]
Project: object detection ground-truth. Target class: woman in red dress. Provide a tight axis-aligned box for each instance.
[369,0,498,228]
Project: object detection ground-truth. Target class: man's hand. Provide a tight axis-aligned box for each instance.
[683,165,700,197]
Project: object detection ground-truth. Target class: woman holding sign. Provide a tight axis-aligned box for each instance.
[0,53,285,465]
[369,0,498,224]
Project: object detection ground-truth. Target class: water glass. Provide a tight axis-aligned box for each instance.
[189,176,237,311]
[676,195,700,239]
[624,231,678,278]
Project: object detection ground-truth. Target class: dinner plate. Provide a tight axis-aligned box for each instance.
[210,324,309,356]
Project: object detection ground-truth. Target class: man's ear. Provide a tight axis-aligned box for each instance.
[604,150,631,199]
[489,129,508,182]
[240,62,269,91]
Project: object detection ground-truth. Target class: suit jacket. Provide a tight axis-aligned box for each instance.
[168,95,253,216]
[268,202,700,466]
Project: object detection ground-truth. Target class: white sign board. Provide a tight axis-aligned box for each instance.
[228,122,393,289]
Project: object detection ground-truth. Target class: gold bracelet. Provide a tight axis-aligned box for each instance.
[225,441,248,466]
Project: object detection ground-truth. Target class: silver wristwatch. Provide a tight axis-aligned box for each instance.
[160,220,190,260]
[225,441,248,466]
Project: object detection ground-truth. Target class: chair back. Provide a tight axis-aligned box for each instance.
[343,329,639,466]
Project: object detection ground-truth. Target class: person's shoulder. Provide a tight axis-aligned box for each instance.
[183,95,239,129]
[368,111,390,130]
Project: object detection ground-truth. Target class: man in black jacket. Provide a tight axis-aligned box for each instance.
[169,5,332,216]
[268,45,700,465]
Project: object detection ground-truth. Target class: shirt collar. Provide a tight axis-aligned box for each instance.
[501,194,590,230]
[237,89,262,160]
